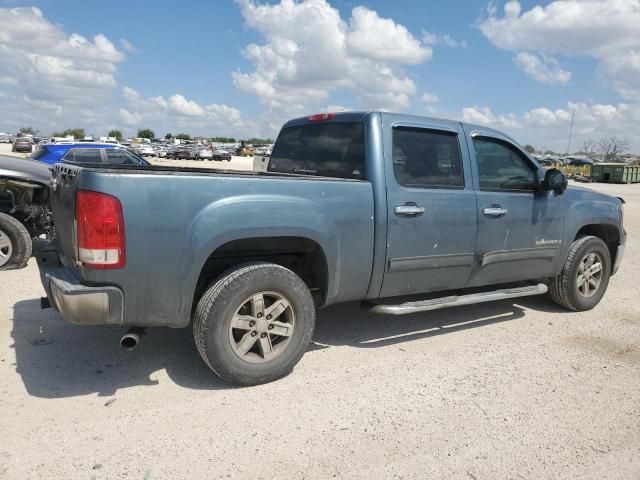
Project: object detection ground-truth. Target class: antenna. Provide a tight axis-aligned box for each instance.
[566,107,575,155]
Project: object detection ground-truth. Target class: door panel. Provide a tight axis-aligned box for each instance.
[467,134,564,286]
[380,120,477,298]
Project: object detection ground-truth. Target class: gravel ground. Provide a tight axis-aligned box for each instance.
[0,145,639,479]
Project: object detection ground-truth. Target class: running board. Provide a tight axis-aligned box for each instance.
[369,283,548,315]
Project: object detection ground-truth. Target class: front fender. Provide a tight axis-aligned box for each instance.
[558,188,623,267]
[179,194,340,319]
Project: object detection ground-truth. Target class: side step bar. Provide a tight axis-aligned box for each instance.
[369,283,548,315]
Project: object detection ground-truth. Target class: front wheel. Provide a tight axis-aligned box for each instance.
[549,236,611,311]
[193,262,316,385]
[0,213,32,270]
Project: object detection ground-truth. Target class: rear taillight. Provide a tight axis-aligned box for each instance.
[308,113,336,122]
[76,189,126,269]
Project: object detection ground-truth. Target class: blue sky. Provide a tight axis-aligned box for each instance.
[0,0,639,151]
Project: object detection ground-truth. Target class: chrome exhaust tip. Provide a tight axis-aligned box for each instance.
[120,327,145,350]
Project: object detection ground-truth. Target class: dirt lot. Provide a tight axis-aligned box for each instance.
[0,152,639,479]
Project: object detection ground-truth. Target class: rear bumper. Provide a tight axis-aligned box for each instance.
[37,248,124,325]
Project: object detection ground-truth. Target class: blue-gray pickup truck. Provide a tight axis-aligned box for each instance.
[37,112,626,385]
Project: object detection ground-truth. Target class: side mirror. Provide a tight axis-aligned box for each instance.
[541,168,568,195]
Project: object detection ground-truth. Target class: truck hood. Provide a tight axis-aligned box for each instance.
[0,154,52,187]
[565,184,622,205]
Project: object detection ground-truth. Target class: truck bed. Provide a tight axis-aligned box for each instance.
[48,162,375,327]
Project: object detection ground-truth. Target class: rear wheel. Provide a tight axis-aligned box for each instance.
[193,262,316,385]
[549,236,611,311]
[0,213,32,270]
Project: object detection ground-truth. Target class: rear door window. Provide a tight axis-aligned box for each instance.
[268,122,365,180]
[62,148,104,164]
[392,127,464,188]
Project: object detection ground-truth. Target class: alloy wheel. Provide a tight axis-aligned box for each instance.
[228,291,295,364]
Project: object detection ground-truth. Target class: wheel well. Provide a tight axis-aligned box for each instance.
[575,224,620,267]
[193,236,328,310]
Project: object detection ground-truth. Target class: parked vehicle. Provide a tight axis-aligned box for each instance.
[136,144,156,157]
[12,138,33,153]
[196,147,214,161]
[0,155,52,269]
[255,146,272,156]
[567,158,593,166]
[0,134,15,144]
[167,146,196,160]
[211,147,232,161]
[29,143,150,166]
[155,145,168,158]
[37,112,625,385]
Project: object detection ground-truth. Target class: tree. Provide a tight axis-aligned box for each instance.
[523,144,536,154]
[137,128,155,139]
[598,136,629,162]
[175,133,191,140]
[582,139,597,160]
[108,129,123,141]
[19,127,38,136]
[165,133,173,140]
[52,128,86,139]
[247,137,273,144]
[211,136,236,143]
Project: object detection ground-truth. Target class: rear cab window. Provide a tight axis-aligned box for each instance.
[268,121,365,180]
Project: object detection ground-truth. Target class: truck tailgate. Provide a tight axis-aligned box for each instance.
[51,164,80,264]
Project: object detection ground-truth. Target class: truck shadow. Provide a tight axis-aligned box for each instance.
[11,295,561,398]
[312,295,563,349]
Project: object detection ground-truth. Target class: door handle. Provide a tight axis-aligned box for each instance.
[395,205,425,216]
[483,206,508,217]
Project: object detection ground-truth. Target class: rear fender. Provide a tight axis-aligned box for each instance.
[179,194,339,320]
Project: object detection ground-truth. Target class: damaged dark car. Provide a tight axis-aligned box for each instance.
[0,155,52,269]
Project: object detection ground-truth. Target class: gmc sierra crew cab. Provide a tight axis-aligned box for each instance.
[37,112,626,385]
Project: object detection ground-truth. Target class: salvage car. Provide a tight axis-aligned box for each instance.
[36,112,625,385]
[0,155,52,269]
[30,143,150,166]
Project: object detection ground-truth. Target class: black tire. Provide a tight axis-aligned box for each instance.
[0,212,32,270]
[549,236,611,311]
[193,262,316,385]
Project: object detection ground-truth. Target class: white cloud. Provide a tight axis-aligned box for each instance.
[119,38,137,53]
[461,102,640,151]
[422,31,467,48]
[119,108,142,126]
[514,52,571,85]
[233,0,430,115]
[0,6,125,131]
[120,87,248,137]
[348,7,431,64]
[462,106,522,130]
[479,0,640,97]
[421,92,439,103]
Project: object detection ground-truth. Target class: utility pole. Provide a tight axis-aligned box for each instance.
[566,107,575,155]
